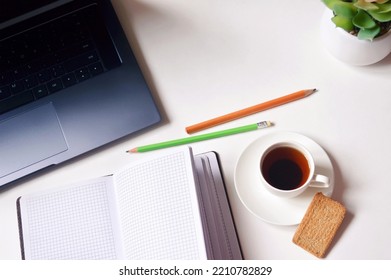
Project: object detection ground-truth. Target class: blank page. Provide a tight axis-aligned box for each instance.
[114,147,207,260]
[19,177,124,259]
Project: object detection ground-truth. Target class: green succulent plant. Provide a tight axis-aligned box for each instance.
[322,0,391,40]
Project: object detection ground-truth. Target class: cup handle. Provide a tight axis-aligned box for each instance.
[309,174,330,188]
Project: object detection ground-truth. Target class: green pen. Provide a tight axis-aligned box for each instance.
[127,121,272,153]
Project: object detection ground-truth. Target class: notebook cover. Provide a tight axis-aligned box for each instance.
[194,152,243,260]
[16,197,25,260]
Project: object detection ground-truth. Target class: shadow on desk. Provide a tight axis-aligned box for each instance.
[327,152,354,257]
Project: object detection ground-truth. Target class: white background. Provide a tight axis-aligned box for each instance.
[1,0,390,260]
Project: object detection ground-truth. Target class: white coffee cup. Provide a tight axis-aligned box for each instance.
[259,141,329,198]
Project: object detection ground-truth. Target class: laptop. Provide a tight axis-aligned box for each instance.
[0,0,161,188]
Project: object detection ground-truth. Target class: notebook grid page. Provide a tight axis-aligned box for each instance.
[24,181,118,259]
[115,151,204,259]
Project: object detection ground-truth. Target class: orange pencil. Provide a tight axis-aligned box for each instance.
[185,89,316,134]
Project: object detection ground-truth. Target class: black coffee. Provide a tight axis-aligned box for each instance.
[261,146,310,191]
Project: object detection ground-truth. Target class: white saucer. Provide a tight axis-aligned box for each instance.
[234,131,334,226]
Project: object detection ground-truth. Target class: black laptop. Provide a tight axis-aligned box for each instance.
[0,0,161,188]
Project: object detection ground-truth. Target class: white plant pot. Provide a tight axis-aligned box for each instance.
[320,9,391,66]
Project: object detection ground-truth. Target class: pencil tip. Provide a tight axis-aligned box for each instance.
[305,88,317,96]
[126,148,137,153]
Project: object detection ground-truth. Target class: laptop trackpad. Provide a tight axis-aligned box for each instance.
[0,103,68,178]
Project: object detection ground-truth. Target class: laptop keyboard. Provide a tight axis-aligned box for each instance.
[0,8,107,115]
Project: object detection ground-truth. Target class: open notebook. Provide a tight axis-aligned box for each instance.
[17,147,242,260]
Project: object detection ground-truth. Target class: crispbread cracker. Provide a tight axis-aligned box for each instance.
[293,192,346,258]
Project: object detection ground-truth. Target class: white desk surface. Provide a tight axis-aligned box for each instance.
[1,0,390,260]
